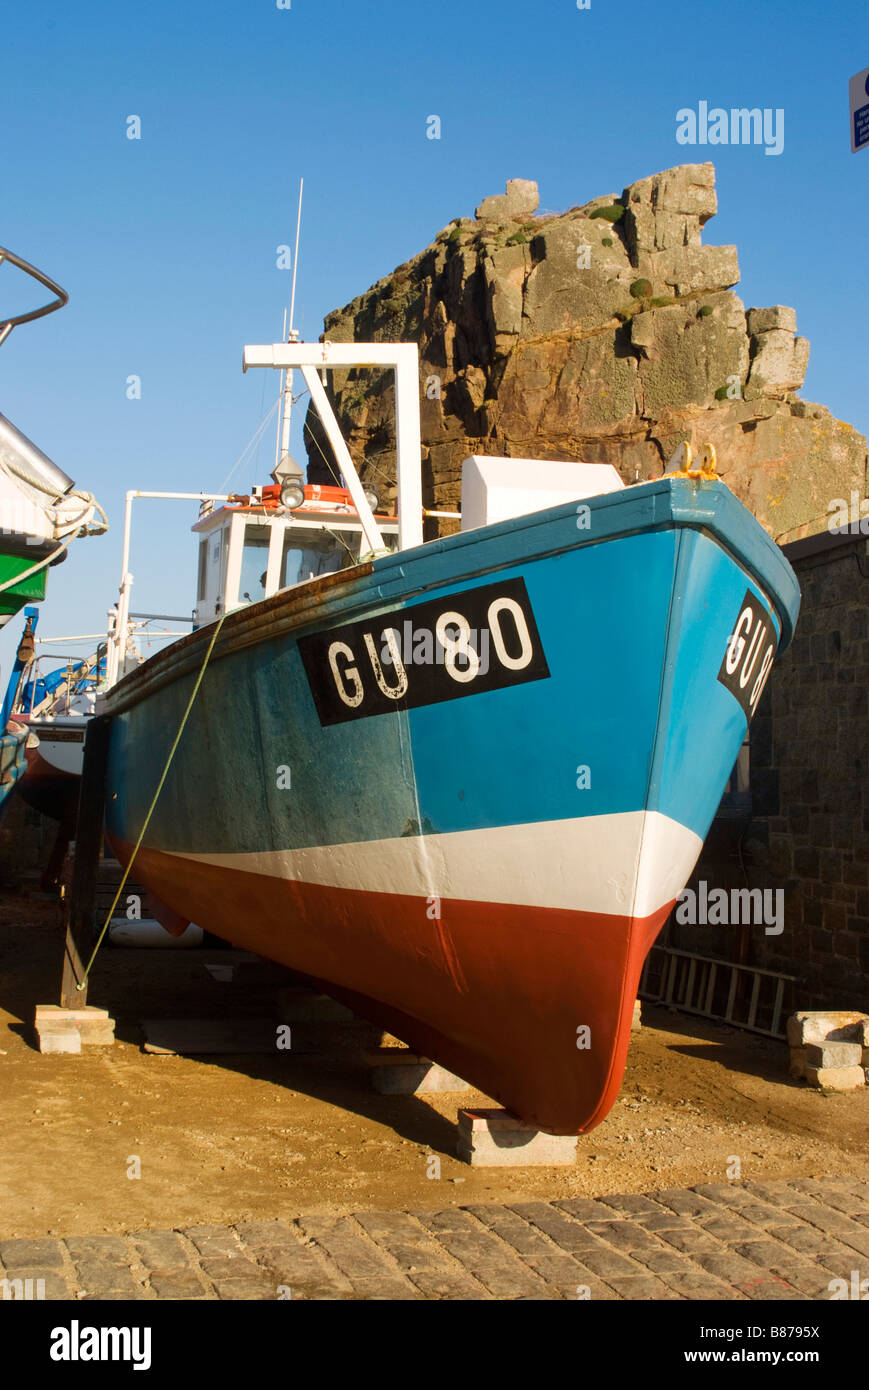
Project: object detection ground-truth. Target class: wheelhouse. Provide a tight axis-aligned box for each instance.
[191,481,400,625]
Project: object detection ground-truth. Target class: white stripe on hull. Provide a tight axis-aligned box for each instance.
[163,810,703,919]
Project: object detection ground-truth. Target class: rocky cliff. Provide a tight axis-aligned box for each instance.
[305,163,866,541]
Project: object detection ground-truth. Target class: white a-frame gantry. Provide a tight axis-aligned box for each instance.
[242,340,423,553]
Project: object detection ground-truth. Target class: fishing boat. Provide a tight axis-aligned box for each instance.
[94,338,800,1134]
[11,471,401,881]
[0,246,107,814]
[4,609,104,882]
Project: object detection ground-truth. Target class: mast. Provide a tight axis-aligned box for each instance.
[274,309,287,475]
[277,178,303,470]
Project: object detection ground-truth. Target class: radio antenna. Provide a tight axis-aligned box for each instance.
[276,179,304,477]
[288,177,303,341]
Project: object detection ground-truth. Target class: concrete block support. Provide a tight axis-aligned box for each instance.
[805,1041,863,1068]
[365,1048,469,1095]
[456,1108,578,1167]
[787,1011,869,1091]
[34,1005,115,1054]
[786,1010,869,1047]
[805,1065,866,1091]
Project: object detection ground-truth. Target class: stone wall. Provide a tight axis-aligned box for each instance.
[306,163,866,544]
[671,531,869,1008]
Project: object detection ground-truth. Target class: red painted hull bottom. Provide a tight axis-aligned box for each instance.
[109,836,671,1134]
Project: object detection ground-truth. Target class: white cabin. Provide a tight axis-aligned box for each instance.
[191,482,400,626]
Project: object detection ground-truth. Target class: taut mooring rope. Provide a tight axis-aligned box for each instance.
[76,610,228,990]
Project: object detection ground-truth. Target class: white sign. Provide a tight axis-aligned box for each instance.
[849,66,869,151]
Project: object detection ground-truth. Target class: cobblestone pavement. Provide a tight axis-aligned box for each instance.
[2,1177,868,1300]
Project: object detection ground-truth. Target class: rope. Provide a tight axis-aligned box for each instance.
[54,493,109,538]
[0,496,108,595]
[75,610,228,989]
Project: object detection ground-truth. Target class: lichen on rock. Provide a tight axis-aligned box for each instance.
[305,162,865,542]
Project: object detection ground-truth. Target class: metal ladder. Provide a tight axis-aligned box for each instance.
[639,944,797,1039]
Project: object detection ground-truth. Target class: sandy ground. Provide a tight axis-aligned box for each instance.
[1,890,867,1240]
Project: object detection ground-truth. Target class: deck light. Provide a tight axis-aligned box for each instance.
[271,449,306,511]
[279,478,306,509]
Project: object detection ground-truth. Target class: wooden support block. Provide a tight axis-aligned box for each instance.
[36,1029,82,1056]
[34,1005,114,1053]
[631,999,642,1032]
[36,1006,111,1023]
[365,1048,470,1095]
[77,1019,116,1046]
[457,1108,578,1166]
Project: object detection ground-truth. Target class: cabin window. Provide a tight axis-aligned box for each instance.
[219,527,230,593]
[239,523,271,605]
[196,539,208,601]
[280,529,361,589]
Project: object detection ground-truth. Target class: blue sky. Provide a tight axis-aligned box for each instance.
[1,0,867,668]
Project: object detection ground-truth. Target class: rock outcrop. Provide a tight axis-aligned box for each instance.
[305,164,866,542]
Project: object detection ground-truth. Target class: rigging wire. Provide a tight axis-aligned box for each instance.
[217,398,280,494]
[220,384,313,498]
[317,523,357,565]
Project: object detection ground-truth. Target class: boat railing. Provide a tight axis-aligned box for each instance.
[105,491,230,687]
[0,245,68,348]
[14,645,107,720]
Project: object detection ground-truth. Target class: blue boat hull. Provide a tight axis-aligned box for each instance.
[103,477,800,1132]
